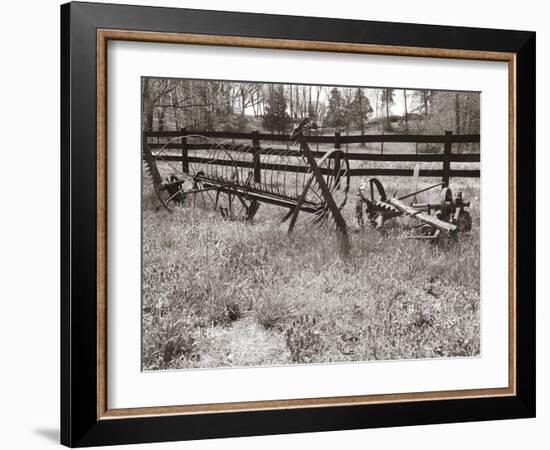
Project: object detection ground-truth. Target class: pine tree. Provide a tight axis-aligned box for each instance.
[262,85,290,134]
[347,88,373,141]
[325,88,346,130]
[381,88,395,131]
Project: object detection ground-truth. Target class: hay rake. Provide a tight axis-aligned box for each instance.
[143,118,350,247]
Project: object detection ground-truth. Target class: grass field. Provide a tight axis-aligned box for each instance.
[142,175,480,370]
[142,154,480,371]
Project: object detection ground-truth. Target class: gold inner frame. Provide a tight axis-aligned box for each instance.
[96,28,517,420]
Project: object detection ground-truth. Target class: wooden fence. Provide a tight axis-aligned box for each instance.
[143,129,480,187]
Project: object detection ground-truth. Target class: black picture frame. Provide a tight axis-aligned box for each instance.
[61,1,536,447]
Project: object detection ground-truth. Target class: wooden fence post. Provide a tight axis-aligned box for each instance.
[335,131,341,150]
[442,130,452,187]
[180,127,189,174]
[251,130,261,183]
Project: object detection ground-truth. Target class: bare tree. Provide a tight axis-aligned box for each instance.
[455,93,461,135]
[403,89,409,133]
[381,88,395,132]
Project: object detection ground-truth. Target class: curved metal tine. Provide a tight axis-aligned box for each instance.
[294,208,325,228]
[311,213,328,226]
[263,148,271,194]
[265,150,274,194]
[259,148,267,193]
[295,155,300,200]
[302,153,308,193]
[228,147,237,184]
[203,145,212,179]
[243,145,251,187]
[281,148,292,197]
[203,147,217,179]
[234,192,249,218]
[275,150,285,197]
[154,136,185,177]
[332,152,342,191]
[198,183,208,208]
[312,204,330,224]
[205,147,213,179]
[269,149,276,196]
[273,150,282,197]
[236,150,243,186]
[338,166,350,191]
[239,145,248,184]
[293,211,315,228]
[282,149,289,197]
[214,189,221,210]
[218,149,225,181]
[237,151,245,184]
[157,151,184,179]
[260,151,267,193]
[221,148,228,181]
[325,154,333,191]
[226,142,237,184]
[245,144,252,184]
[202,184,215,205]
[269,150,277,196]
[308,179,325,203]
[216,147,225,181]
[238,198,247,217]
[335,168,350,209]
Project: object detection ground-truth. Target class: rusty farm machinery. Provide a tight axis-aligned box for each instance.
[355,171,473,240]
[143,117,473,246]
[143,118,351,247]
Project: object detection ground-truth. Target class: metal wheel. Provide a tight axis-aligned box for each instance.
[369,178,387,203]
[143,137,215,212]
[288,149,350,230]
[146,136,255,218]
[364,178,389,228]
[440,187,453,203]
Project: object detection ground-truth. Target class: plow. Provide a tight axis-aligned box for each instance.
[355,172,473,240]
[143,118,473,248]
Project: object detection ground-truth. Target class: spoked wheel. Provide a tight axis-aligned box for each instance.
[288,149,350,231]
[437,187,454,223]
[154,165,216,213]
[148,136,249,215]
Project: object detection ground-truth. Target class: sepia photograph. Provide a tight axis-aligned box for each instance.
[141,77,480,371]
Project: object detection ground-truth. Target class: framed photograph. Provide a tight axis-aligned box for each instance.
[61,1,536,447]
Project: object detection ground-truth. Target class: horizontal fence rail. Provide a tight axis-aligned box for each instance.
[150,145,480,163]
[144,129,481,184]
[143,130,480,144]
[155,155,479,179]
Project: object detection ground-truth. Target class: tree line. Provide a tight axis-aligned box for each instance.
[142,78,480,137]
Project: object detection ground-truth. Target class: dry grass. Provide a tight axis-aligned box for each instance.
[141,174,480,371]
